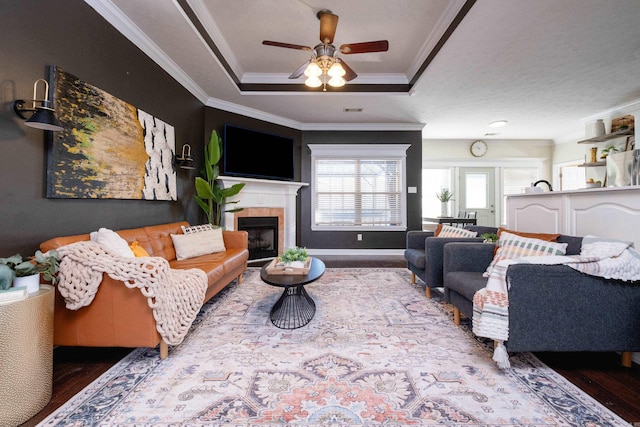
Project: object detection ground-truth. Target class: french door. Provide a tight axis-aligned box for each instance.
[459,167,496,226]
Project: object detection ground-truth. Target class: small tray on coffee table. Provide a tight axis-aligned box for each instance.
[264,257,312,275]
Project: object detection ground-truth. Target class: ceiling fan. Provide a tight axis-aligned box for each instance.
[262,9,389,89]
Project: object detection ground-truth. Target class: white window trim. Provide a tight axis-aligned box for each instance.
[309,144,410,231]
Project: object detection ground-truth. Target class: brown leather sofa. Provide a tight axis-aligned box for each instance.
[40,221,249,358]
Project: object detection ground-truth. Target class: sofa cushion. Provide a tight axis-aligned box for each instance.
[171,257,225,285]
[404,248,426,269]
[171,228,226,261]
[557,235,583,256]
[445,271,488,300]
[484,231,568,277]
[436,224,478,238]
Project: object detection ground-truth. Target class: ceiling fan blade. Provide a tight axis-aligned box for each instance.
[340,60,358,81]
[318,10,338,44]
[262,40,312,51]
[289,60,310,79]
[339,40,389,54]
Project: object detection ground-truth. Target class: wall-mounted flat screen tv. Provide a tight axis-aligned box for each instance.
[222,124,295,181]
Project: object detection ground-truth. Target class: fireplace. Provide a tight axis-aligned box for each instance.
[219,176,308,251]
[238,216,279,260]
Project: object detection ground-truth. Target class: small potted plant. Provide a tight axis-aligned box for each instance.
[480,233,498,243]
[0,250,60,293]
[278,246,309,268]
[599,145,619,159]
[436,188,454,217]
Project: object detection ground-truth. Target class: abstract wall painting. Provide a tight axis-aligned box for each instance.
[48,66,177,200]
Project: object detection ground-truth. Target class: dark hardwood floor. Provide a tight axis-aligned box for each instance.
[21,256,640,426]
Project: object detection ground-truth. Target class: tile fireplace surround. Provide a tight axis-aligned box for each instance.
[218,176,308,253]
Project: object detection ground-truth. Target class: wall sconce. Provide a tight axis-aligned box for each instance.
[13,79,63,131]
[176,144,195,170]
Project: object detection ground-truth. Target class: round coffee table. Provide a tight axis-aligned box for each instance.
[260,257,325,329]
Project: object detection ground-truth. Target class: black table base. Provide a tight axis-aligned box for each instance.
[270,284,316,329]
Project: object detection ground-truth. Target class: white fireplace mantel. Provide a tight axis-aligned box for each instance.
[218,176,308,249]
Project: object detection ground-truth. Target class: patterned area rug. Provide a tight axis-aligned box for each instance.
[40,268,628,426]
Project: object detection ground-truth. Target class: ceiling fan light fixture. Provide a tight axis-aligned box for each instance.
[327,61,345,77]
[328,76,345,87]
[304,61,322,77]
[305,76,322,88]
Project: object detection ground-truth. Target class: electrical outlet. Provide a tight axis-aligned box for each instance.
[357,234,363,241]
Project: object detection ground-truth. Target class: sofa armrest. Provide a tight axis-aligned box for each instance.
[406,230,435,251]
[223,230,248,249]
[505,264,640,352]
[443,242,495,274]
[425,237,485,287]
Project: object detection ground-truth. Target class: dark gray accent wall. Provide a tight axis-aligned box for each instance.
[300,131,423,249]
[0,1,204,256]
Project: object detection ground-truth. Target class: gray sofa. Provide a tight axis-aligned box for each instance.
[404,225,497,298]
[443,235,640,367]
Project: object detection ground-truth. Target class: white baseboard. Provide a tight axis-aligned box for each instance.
[306,249,405,256]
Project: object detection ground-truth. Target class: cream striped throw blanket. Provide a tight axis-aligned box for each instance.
[473,235,640,369]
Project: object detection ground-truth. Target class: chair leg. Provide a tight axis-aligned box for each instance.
[453,307,461,325]
[425,287,431,299]
[411,272,416,284]
[160,340,168,359]
[622,351,633,368]
[238,273,243,284]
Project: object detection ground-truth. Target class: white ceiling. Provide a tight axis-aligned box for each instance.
[88,0,640,142]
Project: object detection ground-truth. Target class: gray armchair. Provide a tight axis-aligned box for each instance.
[404,225,497,298]
[442,236,640,367]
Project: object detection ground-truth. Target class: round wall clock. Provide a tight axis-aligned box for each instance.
[470,140,488,157]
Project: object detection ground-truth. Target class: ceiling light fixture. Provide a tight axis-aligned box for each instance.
[488,120,508,128]
[304,43,345,91]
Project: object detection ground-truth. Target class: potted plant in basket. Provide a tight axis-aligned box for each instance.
[194,130,245,227]
[0,250,60,293]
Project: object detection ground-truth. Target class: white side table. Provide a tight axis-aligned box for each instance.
[0,285,54,426]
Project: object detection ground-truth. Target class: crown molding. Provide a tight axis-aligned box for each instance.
[580,99,640,124]
[205,96,424,131]
[186,0,244,78]
[406,0,468,80]
[85,0,210,103]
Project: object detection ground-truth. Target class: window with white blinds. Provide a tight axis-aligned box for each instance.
[309,144,409,231]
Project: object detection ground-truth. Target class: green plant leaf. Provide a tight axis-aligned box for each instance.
[208,130,221,165]
[220,183,245,198]
[195,177,214,199]
[194,196,211,214]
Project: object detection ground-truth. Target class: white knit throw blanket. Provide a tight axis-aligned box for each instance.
[473,236,640,369]
[56,241,208,346]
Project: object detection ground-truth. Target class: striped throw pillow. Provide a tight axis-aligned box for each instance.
[436,224,478,238]
[483,231,568,277]
[181,223,215,234]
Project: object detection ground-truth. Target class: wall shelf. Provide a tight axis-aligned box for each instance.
[577,128,634,144]
[578,161,606,167]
